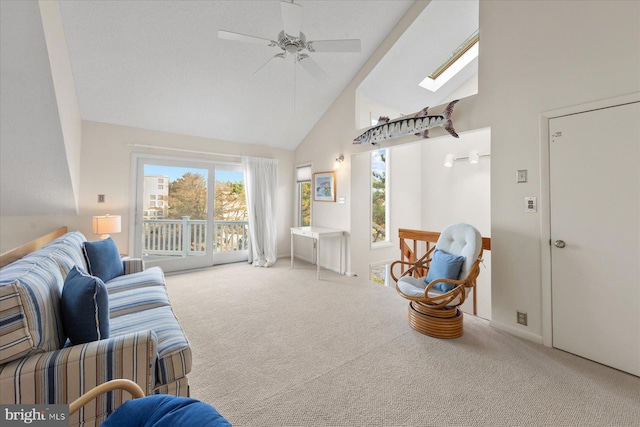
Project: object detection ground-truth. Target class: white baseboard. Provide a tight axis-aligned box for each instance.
[290,255,345,275]
[490,320,543,344]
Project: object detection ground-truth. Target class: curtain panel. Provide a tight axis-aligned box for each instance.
[242,156,278,267]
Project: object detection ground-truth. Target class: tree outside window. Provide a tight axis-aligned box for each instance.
[371,149,388,244]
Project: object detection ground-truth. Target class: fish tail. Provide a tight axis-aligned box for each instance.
[443,100,459,138]
[443,99,459,120]
[444,121,458,138]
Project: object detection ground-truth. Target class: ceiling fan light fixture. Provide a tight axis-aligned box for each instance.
[218,1,362,82]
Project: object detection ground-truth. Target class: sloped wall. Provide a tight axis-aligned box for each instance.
[0,0,80,217]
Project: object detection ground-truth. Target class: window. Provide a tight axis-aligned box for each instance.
[371,149,389,245]
[296,164,312,227]
[419,30,479,93]
[370,261,392,286]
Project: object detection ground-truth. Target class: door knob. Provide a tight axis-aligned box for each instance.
[554,240,566,248]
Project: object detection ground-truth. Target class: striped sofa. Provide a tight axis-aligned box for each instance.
[0,231,191,426]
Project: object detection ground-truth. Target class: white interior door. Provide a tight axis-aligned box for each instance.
[550,102,639,376]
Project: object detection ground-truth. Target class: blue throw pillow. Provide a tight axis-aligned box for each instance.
[424,249,466,292]
[83,237,124,282]
[61,266,109,345]
[101,395,231,427]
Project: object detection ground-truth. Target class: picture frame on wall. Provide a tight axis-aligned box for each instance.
[313,171,336,202]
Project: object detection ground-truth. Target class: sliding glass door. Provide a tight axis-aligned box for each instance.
[133,156,248,272]
[212,164,249,265]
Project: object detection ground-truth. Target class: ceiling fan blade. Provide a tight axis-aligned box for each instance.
[307,39,362,53]
[218,30,274,46]
[281,1,303,37]
[253,55,282,75]
[298,55,328,82]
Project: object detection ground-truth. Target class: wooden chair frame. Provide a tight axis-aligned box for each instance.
[390,228,490,315]
[69,379,145,415]
[389,228,490,338]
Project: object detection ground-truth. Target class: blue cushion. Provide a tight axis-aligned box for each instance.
[83,237,124,282]
[101,395,231,427]
[424,249,466,292]
[61,266,110,344]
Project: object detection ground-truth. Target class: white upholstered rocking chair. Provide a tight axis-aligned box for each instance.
[390,223,484,339]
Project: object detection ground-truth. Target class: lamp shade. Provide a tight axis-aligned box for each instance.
[92,215,121,237]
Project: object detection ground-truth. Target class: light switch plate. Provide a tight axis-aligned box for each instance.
[517,169,527,183]
[525,197,537,212]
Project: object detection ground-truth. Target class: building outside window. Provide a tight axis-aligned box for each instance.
[143,175,170,219]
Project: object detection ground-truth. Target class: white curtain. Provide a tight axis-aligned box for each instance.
[242,156,278,267]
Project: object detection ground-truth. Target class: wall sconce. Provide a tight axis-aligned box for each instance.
[334,154,344,169]
[444,151,490,167]
[469,150,480,164]
[92,214,121,240]
[444,154,455,168]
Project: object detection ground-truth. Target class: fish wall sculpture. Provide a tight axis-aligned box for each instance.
[353,100,459,145]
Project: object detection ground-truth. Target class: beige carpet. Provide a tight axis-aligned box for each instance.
[165,260,640,427]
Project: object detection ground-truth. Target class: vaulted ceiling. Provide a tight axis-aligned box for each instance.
[57,0,415,150]
[0,0,478,216]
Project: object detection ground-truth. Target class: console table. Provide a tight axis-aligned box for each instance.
[290,227,344,279]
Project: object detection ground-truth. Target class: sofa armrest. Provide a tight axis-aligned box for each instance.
[123,258,145,274]
[0,330,158,425]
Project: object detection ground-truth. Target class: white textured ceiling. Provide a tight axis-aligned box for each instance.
[57,0,415,150]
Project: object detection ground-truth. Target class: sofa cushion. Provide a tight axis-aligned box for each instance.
[110,306,192,384]
[109,285,171,318]
[42,231,89,273]
[105,266,165,294]
[27,243,87,281]
[61,266,110,344]
[83,237,124,282]
[0,257,66,364]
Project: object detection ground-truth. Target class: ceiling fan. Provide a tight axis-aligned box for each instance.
[218,1,361,81]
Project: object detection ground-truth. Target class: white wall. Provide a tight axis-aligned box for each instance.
[350,142,423,279]
[39,0,82,212]
[295,0,640,342]
[0,0,78,217]
[420,128,491,319]
[1,121,295,262]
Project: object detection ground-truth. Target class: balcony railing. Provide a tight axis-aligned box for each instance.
[143,216,248,257]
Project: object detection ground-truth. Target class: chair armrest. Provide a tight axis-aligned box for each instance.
[390,248,435,282]
[421,278,467,308]
[123,258,145,274]
[0,330,157,407]
[70,379,145,415]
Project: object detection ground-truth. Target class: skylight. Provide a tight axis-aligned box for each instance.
[419,30,479,93]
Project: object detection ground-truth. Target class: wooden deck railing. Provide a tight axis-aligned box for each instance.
[143,217,248,257]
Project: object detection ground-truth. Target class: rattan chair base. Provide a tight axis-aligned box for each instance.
[408,302,463,339]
